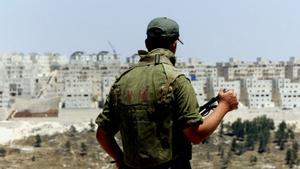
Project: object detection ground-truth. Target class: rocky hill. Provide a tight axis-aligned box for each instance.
[0,122,299,169]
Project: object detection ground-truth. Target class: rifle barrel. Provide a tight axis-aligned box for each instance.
[199,96,219,112]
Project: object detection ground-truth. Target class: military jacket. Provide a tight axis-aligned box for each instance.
[96,48,202,168]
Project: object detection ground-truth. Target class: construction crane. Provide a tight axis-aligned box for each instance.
[108,41,118,59]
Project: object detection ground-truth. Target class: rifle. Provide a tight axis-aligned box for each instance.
[199,89,228,117]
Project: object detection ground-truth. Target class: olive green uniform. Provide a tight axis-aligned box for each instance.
[96,48,202,169]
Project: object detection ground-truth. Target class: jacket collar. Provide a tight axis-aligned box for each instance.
[138,48,174,65]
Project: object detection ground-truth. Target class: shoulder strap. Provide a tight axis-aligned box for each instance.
[162,64,183,83]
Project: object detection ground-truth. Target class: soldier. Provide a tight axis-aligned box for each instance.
[96,17,238,169]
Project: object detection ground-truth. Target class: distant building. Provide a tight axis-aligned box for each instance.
[241,77,274,108]
[0,62,10,108]
[1,54,38,97]
[57,62,99,109]
[57,51,120,108]
[217,57,285,81]
[0,52,299,110]
[126,53,140,66]
[286,57,300,82]
[207,77,240,100]
[190,77,207,104]
[273,78,300,109]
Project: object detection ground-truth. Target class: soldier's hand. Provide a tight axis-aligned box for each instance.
[218,88,238,112]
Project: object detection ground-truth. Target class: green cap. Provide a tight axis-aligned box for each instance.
[147,17,183,44]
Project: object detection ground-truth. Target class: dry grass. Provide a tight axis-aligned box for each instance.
[0,129,299,169]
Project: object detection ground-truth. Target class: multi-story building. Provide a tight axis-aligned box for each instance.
[217,57,285,81]
[1,54,38,97]
[241,77,274,108]
[57,51,120,108]
[57,62,99,109]
[177,57,217,79]
[273,78,300,109]
[286,57,300,82]
[29,53,51,78]
[207,77,240,100]
[0,52,298,110]
[0,63,10,108]
[190,77,207,104]
[126,53,140,66]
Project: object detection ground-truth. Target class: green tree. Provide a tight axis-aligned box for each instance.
[80,142,87,157]
[231,138,237,152]
[275,121,288,150]
[64,140,71,154]
[249,155,257,166]
[288,128,295,140]
[286,148,294,168]
[89,119,96,132]
[231,118,244,139]
[244,134,255,151]
[292,141,298,164]
[258,130,270,153]
[229,116,274,154]
[230,137,244,155]
[0,147,6,157]
[68,125,77,137]
[33,134,42,147]
[292,141,299,152]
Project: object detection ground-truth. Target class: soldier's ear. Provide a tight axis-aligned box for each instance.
[169,41,177,54]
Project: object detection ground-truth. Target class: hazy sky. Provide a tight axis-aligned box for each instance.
[1,0,300,63]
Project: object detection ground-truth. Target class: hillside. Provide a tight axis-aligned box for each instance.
[0,122,299,169]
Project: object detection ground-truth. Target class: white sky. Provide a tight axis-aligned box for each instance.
[1,0,300,63]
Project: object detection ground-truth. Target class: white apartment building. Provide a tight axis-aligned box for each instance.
[29,53,51,77]
[97,58,122,77]
[1,51,298,110]
[64,80,93,108]
[1,54,38,97]
[241,77,274,108]
[178,57,217,80]
[56,51,121,109]
[189,77,207,105]
[207,77,240,100]
[217,57,285,81]
[0,63,10,108]
[126,53,140,66]
[286,57,300,82]
[273,78,300,109]
[57,62,100,109]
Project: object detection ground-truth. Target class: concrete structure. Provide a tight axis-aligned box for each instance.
[217,57,285,81]
[0,52,299,110]
[273,78,300,109]
[57,62,99,109]
[207,77,240,100]
[0,54,38,98]
[190,77,207,104]
[286,57,300,82]
[241,77,274,108]
[0,63,10,108]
